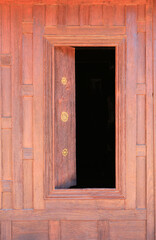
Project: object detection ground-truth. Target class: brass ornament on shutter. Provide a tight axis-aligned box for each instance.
[61,111,68,122]
[62,148,68,157]
[61,77,67,85]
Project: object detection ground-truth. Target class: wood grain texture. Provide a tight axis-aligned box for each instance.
[2,129,12,180]
[33,5,45,209]
[54,46,76,189]
[61,221,97,240]
[22,34,33,84]
[89,5,103,25]
[2,5,10,54]
[23,160,33,209]
[146,4,154,240]
[49,221,60,240]
[136,156,146,208]
[66,5,80,25]
[1,67,11,117]
[125,6,137,209]
[22,5,32,22]
[137,32,145,83]
[23,97,33,148]
[98,221,109,240]
[12,221,49,240]
[1,221,11,240]
[136,95,146,144]
[109,221,146,240]
[46,5,58,26]
[11,5,23,209]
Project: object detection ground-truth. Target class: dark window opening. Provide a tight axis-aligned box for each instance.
[73,47,115,188]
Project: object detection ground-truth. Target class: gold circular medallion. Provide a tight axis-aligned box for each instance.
[61,112,68,122]
[61,77,67,85]
[62,148,68,157]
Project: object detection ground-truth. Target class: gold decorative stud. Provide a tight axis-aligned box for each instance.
[62,148,68,157]
[61,77,67,85]
[61,111,68,122]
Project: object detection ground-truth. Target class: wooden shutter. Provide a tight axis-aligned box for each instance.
[54,46,76,189]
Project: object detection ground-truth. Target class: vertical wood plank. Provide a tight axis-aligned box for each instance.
[114,6,125,26]
[137,5,146,21]
[23,160,33,209]
[33,5,45,209]
[103,5,114,26]
[89,5,103,26]
[23,97,33,148]
[137,32,145,83]
[154,0,156,238]
[58,5,66,26]
[98,221,109,240]
[49,221,60,240]
[125,6,137,209]
[2,5,10,54]
[22,34,33,84]
[46,5,58,26]
[136,156,146,208]
[80,5,89,26]
[136,95,146,144]
[146,4,154,240]
[22,5,32,21]
[66,5,80,26]
[2,192,12,209]
[2,129,12,180]
[1,221,11,240]
[11,5,23,209]
[0,4,2,209]
[54,47,76,189]
[1,67,11,117]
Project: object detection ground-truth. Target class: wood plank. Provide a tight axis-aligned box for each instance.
[137,32,145,82]
[154,1,156,238]
[125,6,137,209]
[57,5,66,25]
[103,5,114,26]
[46,5,58,26]
[12,221,49,240]
[0,209,146,221]
[33,5,45,209]
[137,5,145,21]
[136,95,146,144]
[1,221,11,240]
[80,5,89,26]
[22,5,32,22]
[136,83,146,94]
[22,148,33,160]
[137,21,146,32]
[2,5,10,54]
[89,5,103,25]
[21,84,34,96]
[0,4,2,210]
[1,55,11,65]
[109,221,146,240]
[23,160,33,209]
[22,22,33,33]
[44,26,126,35]
[61,221,97,240]
[54,46,76,189]
[66,5,80,26]
[2,129,12,180]
[136,156,146,208]
[49,221,60,240]
[11,5,23,209]
[146,4,154,240]
[22,34,33,84]
[98,221,109,240]
[1,67,11,117]
[2,180,12,192]
[114,5,125,26]
[23,97,33,148]
[46,199,124,210]
[3,192,12,209]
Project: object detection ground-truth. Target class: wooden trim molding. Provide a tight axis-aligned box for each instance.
[44,35,126,199]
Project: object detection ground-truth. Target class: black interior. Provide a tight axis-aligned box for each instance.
[73,47,115,188]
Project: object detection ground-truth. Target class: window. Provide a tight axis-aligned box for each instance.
[44,36,126,199]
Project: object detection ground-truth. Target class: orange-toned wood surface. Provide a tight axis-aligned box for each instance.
[0,0,155,239]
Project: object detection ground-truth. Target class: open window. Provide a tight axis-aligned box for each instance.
[54,46,115,190]
[44,36,126,199]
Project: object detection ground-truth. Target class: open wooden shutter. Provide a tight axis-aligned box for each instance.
[54,46,76,189]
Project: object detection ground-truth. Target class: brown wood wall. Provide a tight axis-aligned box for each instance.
[0,0,155,239]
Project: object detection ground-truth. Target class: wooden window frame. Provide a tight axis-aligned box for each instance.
[44,35,126,199]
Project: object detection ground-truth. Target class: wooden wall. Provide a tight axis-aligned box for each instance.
[0,0,155,239]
